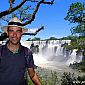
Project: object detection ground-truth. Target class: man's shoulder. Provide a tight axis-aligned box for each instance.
[21,45,32,55]
[21,45,30,51]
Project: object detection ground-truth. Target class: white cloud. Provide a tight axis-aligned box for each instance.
[28,29,37,33]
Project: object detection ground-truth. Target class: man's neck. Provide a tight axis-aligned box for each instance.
[7,42,20,53]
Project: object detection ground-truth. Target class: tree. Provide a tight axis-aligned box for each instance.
[0,0,54,41]
[9,0,15,10]
[65,2,85,36]
[65,2,85,71]
[65,2,85,48]
[32,37,40,41]
[48,37,58,40]
[0,0,54,26]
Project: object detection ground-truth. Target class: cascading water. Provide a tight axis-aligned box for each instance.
[21,40,83,72]
[66,49,83,66]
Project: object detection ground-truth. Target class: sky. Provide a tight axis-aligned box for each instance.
[0,0,85,40]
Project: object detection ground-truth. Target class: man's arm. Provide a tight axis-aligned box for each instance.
[27,68,42,85]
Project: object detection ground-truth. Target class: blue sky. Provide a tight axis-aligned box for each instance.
[0,0,84,40]
[27,0,84,40]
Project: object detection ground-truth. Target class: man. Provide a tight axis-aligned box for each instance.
[0,17,41,85]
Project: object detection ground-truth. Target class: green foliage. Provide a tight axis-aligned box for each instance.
[48,71,58,85]
[47,37,58,40]
[71,23,85,35]
[61,72,85,85]
[33,68,59,85]
[61,72,76,85]
[63,36,85,52]
[65,2,84,23]
[65,2,85,36]
[1,5,33,24]
[61,35,79,50]
[60,35,78,40]
[27,68,85,85]
[39,70,58,85]
[32,37,40,41]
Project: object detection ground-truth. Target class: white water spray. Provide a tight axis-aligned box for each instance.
[21,40,83,71]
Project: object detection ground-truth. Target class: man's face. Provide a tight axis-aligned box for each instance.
[7,26,23,45]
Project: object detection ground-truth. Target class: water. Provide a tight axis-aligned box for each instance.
[21,40,83,75]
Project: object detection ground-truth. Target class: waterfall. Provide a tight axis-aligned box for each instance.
[21,40,83,70]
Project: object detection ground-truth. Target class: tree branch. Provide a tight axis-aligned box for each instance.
[0,0,54,26]
[0,0,27,18]
[22,0,54,26]
[42,0,54,5]
[23,26,44,36]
